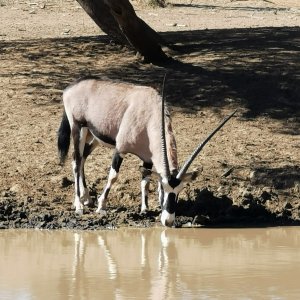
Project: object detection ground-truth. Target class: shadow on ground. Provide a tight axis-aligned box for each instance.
[2,26,299,134]
[176,187,300,227]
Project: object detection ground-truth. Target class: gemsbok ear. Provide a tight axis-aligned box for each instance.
[180,167,202,182]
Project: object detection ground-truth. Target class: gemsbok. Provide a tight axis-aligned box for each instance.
[57,76,236,227]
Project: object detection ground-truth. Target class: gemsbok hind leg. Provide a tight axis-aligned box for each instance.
[81,137,98,206]
[72,124,88,214]
[96,151,123,214]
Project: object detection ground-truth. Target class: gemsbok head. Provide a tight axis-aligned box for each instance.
[58,76,236,227]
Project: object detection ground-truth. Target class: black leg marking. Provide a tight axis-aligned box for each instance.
[143,162,153,173]
[103,188,110,200]
[96,151,124,212]
[83,143,93,159]
[72,122,81,198]
[112,151,123,173]
[82,142,95,189]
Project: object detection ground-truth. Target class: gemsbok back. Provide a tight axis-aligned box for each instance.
[57,76,236,227]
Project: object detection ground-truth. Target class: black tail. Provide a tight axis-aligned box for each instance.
[57,110,71,165]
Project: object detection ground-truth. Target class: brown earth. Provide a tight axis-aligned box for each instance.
[0,0,299,229]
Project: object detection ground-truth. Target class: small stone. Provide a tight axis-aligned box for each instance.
[261,190,271,201]
[242,190,253,199]
[284,202,293,210]
[181,222,192,228]
[10,184,21,193]
[192,215,210,225]
[249,171,256,179]
[62,29,70,35]
[166,23,177,27]
[61,177,73,188]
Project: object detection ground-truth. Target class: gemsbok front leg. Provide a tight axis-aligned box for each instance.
[157,181,164,208]
[140,162,153,213]
[96,151,123,214]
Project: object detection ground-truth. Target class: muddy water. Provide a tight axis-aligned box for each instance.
[1,228,300,300]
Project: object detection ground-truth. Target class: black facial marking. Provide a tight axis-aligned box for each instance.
[144,195,148,209]
[168,176,181,188]
[163,193,177,214]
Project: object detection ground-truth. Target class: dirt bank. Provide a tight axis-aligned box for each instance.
[0,0,299,229]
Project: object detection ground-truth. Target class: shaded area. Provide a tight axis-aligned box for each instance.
[161,27,300,125]
[176,188,300,227]
[1,26,299,133]
[174,2,294,13]
[250,165,300,189]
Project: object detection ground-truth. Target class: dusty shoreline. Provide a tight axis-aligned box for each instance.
[0,0,299,229]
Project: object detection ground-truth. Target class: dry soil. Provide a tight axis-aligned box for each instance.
[0,0,299,229]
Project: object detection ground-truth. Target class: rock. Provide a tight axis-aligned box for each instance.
[284,202,293,210]
[260,190,272,202]
[249,171,256,179]
[166,23,177,27]
[242,190,253,199]
[181,222,192,228]
[1,191,10,197]
[192,215,210,225]
[61,177,73,188]
[10,184,21,193]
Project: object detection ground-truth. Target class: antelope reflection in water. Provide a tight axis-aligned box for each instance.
[71,229,179,299]
[69,228,300,300]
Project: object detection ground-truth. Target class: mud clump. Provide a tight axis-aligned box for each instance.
[1,187,299,230]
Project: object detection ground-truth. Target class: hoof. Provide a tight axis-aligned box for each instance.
[96,208,107,216]
[84,199,93,206]
[140,209,148,215]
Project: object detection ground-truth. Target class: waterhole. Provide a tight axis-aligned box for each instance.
[1,227,300,299]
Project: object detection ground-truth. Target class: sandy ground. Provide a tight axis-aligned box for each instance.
[0,0,299,229]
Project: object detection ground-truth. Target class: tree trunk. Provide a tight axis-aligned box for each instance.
[76,0,169,63]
